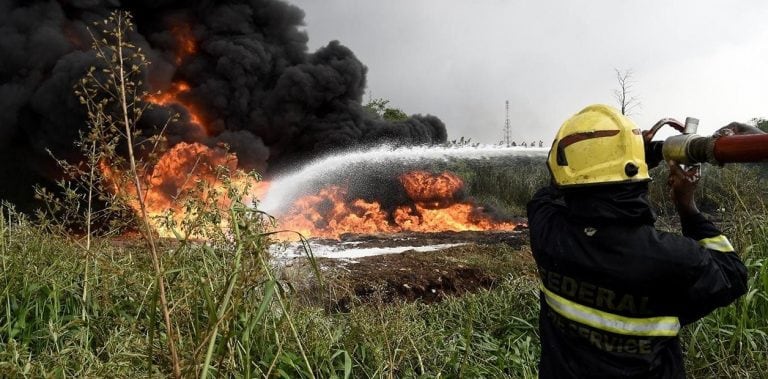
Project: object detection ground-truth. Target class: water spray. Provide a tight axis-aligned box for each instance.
[259,145,548,214]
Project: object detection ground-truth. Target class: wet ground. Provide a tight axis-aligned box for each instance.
[278,230,536,310]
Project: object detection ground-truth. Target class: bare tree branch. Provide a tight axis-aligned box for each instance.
[613,68,641,116]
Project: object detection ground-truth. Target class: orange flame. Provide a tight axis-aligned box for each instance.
[400,171,463,206]
[99,22,262,237]
[143,142,238,211]
[102,142,260,237]
[104,146,518,239]
[146,81,207,135]
[145,23,205,133]
[277,185,394,238]
[171,23,197,64]
[276,171,519,239]
[101,24,519,240]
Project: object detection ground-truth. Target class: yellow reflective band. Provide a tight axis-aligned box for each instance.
[540,285,680,337]
[698,235,735,252]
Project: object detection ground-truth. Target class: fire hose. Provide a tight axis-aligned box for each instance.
[643,117,768,167]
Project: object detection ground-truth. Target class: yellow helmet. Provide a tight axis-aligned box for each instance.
[548,104,649,187]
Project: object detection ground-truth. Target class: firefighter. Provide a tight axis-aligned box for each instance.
[527,104,748,378]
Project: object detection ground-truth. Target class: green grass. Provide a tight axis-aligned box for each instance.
[682,204,768,377]
[1,163,767,377]
[448,157,550,217]
[0,203,542,378]
[230,274,541,378]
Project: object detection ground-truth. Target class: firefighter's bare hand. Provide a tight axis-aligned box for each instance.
[667,160,700,216]
[713,122,766,137]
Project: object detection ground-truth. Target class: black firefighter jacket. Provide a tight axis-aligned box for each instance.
[527,184,748,378]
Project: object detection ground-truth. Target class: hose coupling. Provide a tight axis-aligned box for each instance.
[661,134,717,165]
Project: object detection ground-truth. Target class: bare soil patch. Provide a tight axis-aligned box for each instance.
[281,230,535,310]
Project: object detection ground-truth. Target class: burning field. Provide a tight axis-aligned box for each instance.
[270,170,523,240]
[0,0,535,252]
[3,1,768,378]
[0,0,543,321]
[0,0,445,210]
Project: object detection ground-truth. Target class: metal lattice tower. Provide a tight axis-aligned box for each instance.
[503,100,512,147]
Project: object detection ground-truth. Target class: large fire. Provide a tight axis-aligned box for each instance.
[99,24,254,237]
[100,22,521,240]
[275,171,519,239]
[101,142,262,237]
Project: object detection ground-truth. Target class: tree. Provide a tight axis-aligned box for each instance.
[382,107,408,121]
[613,68,640,116]
[363,97,408,121]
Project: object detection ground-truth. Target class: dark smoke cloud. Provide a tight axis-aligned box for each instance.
[0,0,447,209]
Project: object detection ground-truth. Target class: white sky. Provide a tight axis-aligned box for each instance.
[288,0,768,144]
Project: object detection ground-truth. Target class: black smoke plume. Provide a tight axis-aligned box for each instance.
[0,0,447,209]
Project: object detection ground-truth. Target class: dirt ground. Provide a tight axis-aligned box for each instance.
[280,230,536,310]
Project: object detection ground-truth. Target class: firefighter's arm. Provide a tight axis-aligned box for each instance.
[666,161,747,324]
[668,234,748,325]
[713,122,766,137]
